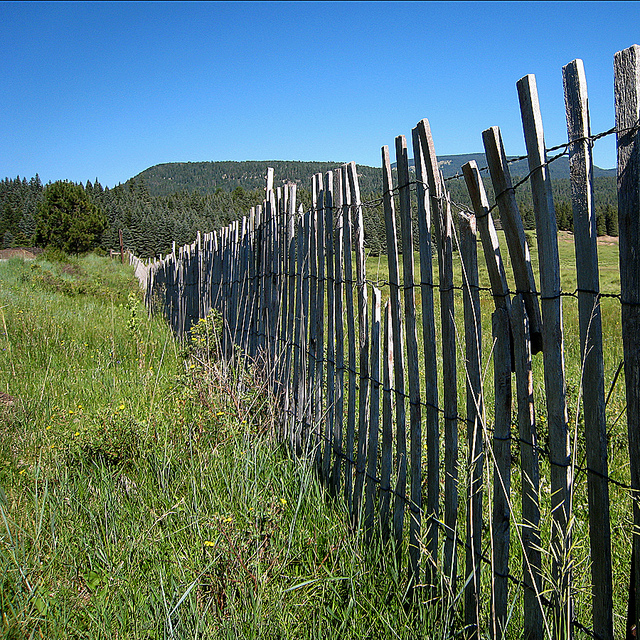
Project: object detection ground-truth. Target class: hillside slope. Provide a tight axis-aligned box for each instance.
[131,155,616,197]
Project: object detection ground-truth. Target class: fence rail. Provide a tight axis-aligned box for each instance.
[130,46,640,639]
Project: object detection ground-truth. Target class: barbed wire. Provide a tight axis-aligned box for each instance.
[142,116,639,636]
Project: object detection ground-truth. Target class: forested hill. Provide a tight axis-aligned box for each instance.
[131,161,382,197]
[0,155,618,259]
[131,155,616,197]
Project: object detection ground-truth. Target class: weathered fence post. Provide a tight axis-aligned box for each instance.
[313,173,326,474]
[285,188,297,447]
[563,57,614,640]
[332,168,345,495]
[348,161,370,530]
[459,210,484,639]
[341,166,358,512]
[462,161,511,322]
[395,135,422,590]
[364,286,382,544]
[491,307,511,640]
[518,72,572,638]
[512,292,544,640]
[418,118,458,591]
[482,126,543,355]
[380,300,393,544]
[614,43,640,640]
[323,171,336,488]
[412,125,439,587]
[381,145,407,563]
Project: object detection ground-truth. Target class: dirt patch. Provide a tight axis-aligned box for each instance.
[556,231,619,246]
[0,248,37,260]
[61,263,83,277]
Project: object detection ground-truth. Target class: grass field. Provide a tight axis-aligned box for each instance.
[0,233,631,638]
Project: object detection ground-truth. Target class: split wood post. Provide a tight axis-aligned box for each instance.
[395,135,422,589]
[258,202,269,362]
[285,187,297,447]
[300,206,312,452]
[268,188,280,381]
[231,222,241,353]
[482,126,543,354]
[412,125,439,585]
[348,161,370,530]
[342,166,358,512]
[245,211,256,358]
[253,205,264,359]
[234,221,246,350]
[278,197,289,400]
[518,72,572,638]
[263,195,274,370]
[211,232,221,315]
[323,172,336,487]
[364,286,382,544]
[381,145,407,564]
[314,174,326,474]
[563,57,613,640]
[196,231,203,321]
[460,211,484,639]
[308,179,319,452]
[292,207,305,455]
[277,187,288,379]
[462,161,512,321]
[380,300,394,543]
[614,43,640,639]
[417,118,458,589]
[491,307,511,640]
[178,243,184,336]
[332,168,345,496]
[512,294,544,640]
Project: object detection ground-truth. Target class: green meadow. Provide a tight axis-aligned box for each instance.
[0,233,631,637]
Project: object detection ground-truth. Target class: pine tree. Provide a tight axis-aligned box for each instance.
[35,181,107,254]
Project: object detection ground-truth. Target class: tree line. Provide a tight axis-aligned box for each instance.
[0,168,619,260]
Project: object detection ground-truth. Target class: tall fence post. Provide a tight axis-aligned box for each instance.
[563,57,613,640]
[313,174,326,474]
[381,145,407,563]
[395,135,422,590]
[418,118,458,591]
[518,73,572,638]
[332,169,345,496]
[364,286,382,544]
[614,43,640,640]
[460,211,484,638]
[412,125,439,587]
[323,172,336,488]
[348,162,370,530]
[491,307,511,640]
[341,166,358,513]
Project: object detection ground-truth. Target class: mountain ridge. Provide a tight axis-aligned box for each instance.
[131,155,616,197]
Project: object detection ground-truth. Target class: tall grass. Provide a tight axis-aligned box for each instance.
[0,254,458,639]
[1,233,629,637]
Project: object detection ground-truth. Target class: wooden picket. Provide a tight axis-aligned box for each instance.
[135,45,640,639]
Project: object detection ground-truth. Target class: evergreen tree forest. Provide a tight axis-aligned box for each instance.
[0,159,620,260]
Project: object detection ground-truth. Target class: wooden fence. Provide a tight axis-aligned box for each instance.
[130,46,640,639]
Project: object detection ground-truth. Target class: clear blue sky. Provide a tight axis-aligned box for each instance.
[1,1,638,187]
